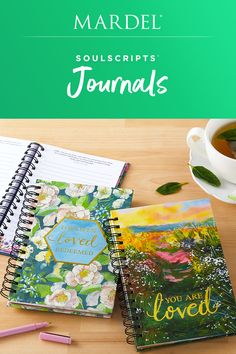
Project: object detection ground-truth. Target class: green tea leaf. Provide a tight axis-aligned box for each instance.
[35,284,51,298]
[217,128,236,141]
[79,284,102,295]
[190,165,221,187]
[156,182,188,195]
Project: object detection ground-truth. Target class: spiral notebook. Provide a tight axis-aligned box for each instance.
[0,180,133,317]
[0,136,129,255]
[108,199,236,350]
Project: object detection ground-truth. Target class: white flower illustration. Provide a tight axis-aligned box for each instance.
[31,228,50,250]
[37,185,60,209]
[86,291,100,307]
[27,215,38,229]
[86,307,101,313]
[65,184,95,197]
[35,251,47,262]
[100,281,116,309]
[112,198,125,209]
[43,212,57,226]
[65,261,103,287]
[108,262,114,273]
[51,282,65,292]
[94,186,112,200]
[45,288,81,308]
[57,204,90,222]
[22,245,34,259]
[113,188,132,200]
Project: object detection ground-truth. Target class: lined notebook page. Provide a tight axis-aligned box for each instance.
[33,143,126,187]
[0,137,30,198]
[0,136,127,254]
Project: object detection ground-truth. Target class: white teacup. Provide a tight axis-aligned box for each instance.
[187,119,236,184]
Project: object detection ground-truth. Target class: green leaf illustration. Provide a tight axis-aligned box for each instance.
[35,284,51,298]
[23,266,33,273]
[76,195,90,208]
[65,284,83,293]
[83,195,90,208]
[14,276,21,283]
[156,182,188,195]
[71,197,79,206]
[88,198,98,210]
[37,180,69,189]
[217,128,236,141]
[82,195,90,208]
[45,273,63,282]
[96,254,110,265]
[59,195,72,205]
[76,299,84,310]
[36,207,58,217]
[96,303,112,314]
[79,284,102,295]
[189,165,221,187]
[103,247,109,255]
[31,221,40,235]
[101,271,115,282]
[74,284,83,292]
[51,181,69,189]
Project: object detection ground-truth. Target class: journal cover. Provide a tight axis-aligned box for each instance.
[2,180,133,318]
[0,136,130,256]
[109,199,236,349]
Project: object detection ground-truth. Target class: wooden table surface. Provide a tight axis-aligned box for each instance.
[0,119,236,354]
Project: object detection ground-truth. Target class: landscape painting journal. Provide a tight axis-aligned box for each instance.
[110,199,236,350]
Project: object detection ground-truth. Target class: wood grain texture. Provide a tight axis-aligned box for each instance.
[0,119,236,354]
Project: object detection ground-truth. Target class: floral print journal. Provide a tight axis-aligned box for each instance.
[4,180,133,318]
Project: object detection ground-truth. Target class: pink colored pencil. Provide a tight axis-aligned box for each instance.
[0,322,49,338]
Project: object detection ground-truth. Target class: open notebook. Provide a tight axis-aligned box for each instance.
[0,136,129,254]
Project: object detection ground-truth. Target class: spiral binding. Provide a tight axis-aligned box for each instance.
[0,185,41,298]
[0,142,44,251]
[103,218,143,345]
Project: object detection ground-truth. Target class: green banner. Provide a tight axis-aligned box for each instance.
[1,1,236,118]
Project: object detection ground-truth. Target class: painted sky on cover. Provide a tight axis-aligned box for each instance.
[111,199,213,228]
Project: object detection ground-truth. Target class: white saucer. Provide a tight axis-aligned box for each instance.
[188,141,236,204]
